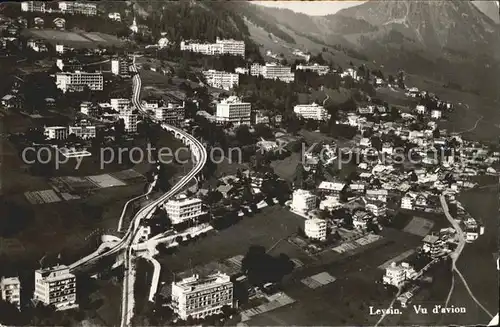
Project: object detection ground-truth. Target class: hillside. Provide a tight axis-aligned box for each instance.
[472,0,500,23]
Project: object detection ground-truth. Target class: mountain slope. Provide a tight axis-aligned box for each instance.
[472,0,500,23]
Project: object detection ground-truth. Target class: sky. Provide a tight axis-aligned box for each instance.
[253,1,364,16]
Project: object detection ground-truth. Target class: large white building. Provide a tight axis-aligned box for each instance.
[163,195,204,225]
[291,189,317,213]
[382,262,417,288]
[69,125,97,139]
[180,37,245,57]
[44,126,68,140]
[21,1,45,12]
[119,108,138,132]
[304,218,327,241]
[55,71,103,93]
[215,96,251,126]
[111,57,130,77]
[295,63,330,75]
[202,70,239,91]
[58,2,97,16]
[155,102,185,126]
[293,103,329,121]
[1,276,21,310]
[27,39,48,52]
[250,63,294,83]
[110,98,131,112]
[80,101,98,117]
[171,273,233,320]
[34,265,77,310]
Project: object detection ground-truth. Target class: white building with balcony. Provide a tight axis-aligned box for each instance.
[293,103,329,121]
[44,126,68,140]
[250,63,294,83]
[34,265,77,310]
[68,125,97,139]
[295,63,330,75]
[202,70,239,90]
[163,195,204,225]
[431,109,442,120]
[119,108,138,133]
[55,71,103,93]
[304,218,327,241]
[291,189,317,213]
[1,276,21,310]
[382,262,417,288]
[110,98,130,112]
[171,272,233,320]
[215,96,251,126]
[180,37,245,57]
[21,1,46,12]
[58,2,97,16]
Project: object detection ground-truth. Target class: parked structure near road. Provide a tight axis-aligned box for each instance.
[34,265,78,310]
[171,272,234,320]
[1,276,21,310]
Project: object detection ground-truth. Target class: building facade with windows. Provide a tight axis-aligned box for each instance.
[180,37,245,57]
[295,63,330,75]
[155,102,185,126]
[171,273,233,320]
[163,195,204,225]
[111,57,130,77]
[58,2,97,16]
[382,262,417,288]
[34,265,77,310]
[44,126,68,140]
[1,276,21,310]
[21,1,46,12]
[119,108,138,132]
[304,218,327,241]
[293,103,329,120]
[55,71,103,93]
[291,189,317,213]
[250,63,294,83]
[110,98,130,112]
[68,125,97,139]
[202,70,239,91]
[215,96,251,126]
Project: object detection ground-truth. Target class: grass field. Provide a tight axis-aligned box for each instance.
[21,29,124,49]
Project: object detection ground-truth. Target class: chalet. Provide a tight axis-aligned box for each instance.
[1,94,19,109]
[365,189,388,203]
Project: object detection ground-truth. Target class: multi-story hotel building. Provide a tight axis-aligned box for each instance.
[250,63,294,83]
[111,57,130,77]
[1,276,21,310]
[27,39,48,52]
[21,1,46,12]
[155,102,185,126]
[295,63,330,75]
[34,265,77,310]
[304,218,327,241]
[180,37,245,57]
[58,2,97,16]
[80,101,98,117]
[202,70,239,91]
[68,125,97,139]
[382,262,417,288]
[119,108,138,132]
[44,126,68,140]
[293,103,329,121]
[291,189,317,213]
[163,195,204,225]
[110,98,131,112]
[171,272,233,320]
[55,71,103,93]
[215,96,251,126]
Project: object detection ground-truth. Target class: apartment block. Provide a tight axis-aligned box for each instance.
[110,98,131,112]
[34,265,77,310]
[58,2,97,16]
[1,276,21,310]
[293,103,329,120]
[111,57,130,77]
[68,125,97,139]
[44,126,68,140]
[295,63,330,75]
[119,108,138,133]
[250,63,294,83]
[304,218,327,241]
[80,101,98,117]
[180,37,245,57]
[55,71,103,93]
[27,39,48,52]
[215,96,251,126]
[171,273,233,320]
[163,195,204,225]
[21,1,46,12]
[291,189,317,213]
[202,70,239,91]
[155,102,185,126]
[382,262,417,288]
